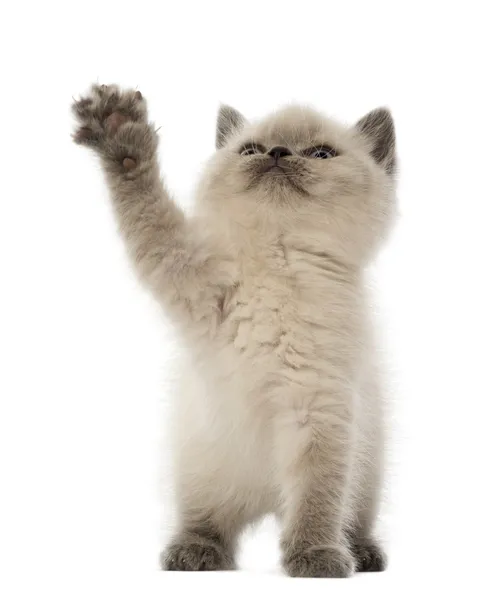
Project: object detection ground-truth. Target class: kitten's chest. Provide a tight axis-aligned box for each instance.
[220,250,331,369]
[227,275,293,356]
[213,238,363,380]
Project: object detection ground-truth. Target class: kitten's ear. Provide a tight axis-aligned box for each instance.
[355,108,396,175]
[216,104,246,149]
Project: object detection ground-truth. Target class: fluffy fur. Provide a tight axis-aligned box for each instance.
[72,84,397,577]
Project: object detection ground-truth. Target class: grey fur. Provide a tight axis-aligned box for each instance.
[72,86,397,577]
[216,104,245,149]
[283,544,355,578]
[356,107,396,174]
[160,531,235,571]
[350,538,387,572]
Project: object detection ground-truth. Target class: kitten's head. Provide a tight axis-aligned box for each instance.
[199,104,397,266]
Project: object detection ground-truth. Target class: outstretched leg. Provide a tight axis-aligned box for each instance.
[71,84,230,327]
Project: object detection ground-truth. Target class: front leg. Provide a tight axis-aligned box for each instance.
[72,84,226,323]
[276,388,356,578]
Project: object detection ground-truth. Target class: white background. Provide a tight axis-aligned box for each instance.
[1,1,494,598]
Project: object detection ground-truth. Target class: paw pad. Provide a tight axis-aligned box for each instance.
[105,111,130,133]
[122,157,137,170]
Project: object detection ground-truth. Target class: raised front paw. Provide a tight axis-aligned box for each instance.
[283,544,355,578]
[71,84,157,173]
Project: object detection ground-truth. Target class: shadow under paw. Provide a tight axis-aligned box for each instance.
[352,540,387,572]
[161,535,235,572]
[283,545,355,578]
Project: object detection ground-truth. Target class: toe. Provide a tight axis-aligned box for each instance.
[161,537,234,571]
[284,545,355,578]
[352,541,387,572]
[122,157,137,170]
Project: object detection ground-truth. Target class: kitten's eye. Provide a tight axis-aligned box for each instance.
[306,146,338,159]
[240,143,265,156]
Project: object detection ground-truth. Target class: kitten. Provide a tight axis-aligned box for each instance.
[72,84,397,577]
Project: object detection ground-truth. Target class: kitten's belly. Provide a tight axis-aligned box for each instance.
[176,362,279,511]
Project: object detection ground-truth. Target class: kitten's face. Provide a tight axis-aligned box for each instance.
[199,105,397,265]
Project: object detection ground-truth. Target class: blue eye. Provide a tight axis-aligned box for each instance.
[307,146,337,159]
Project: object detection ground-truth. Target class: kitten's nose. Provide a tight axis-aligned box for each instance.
[267,146,292,160]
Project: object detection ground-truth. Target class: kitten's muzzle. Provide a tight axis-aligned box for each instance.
[262,158,289,173]
[261,146,291,172]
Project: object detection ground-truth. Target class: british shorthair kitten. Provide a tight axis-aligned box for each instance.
[72,84,396,577]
